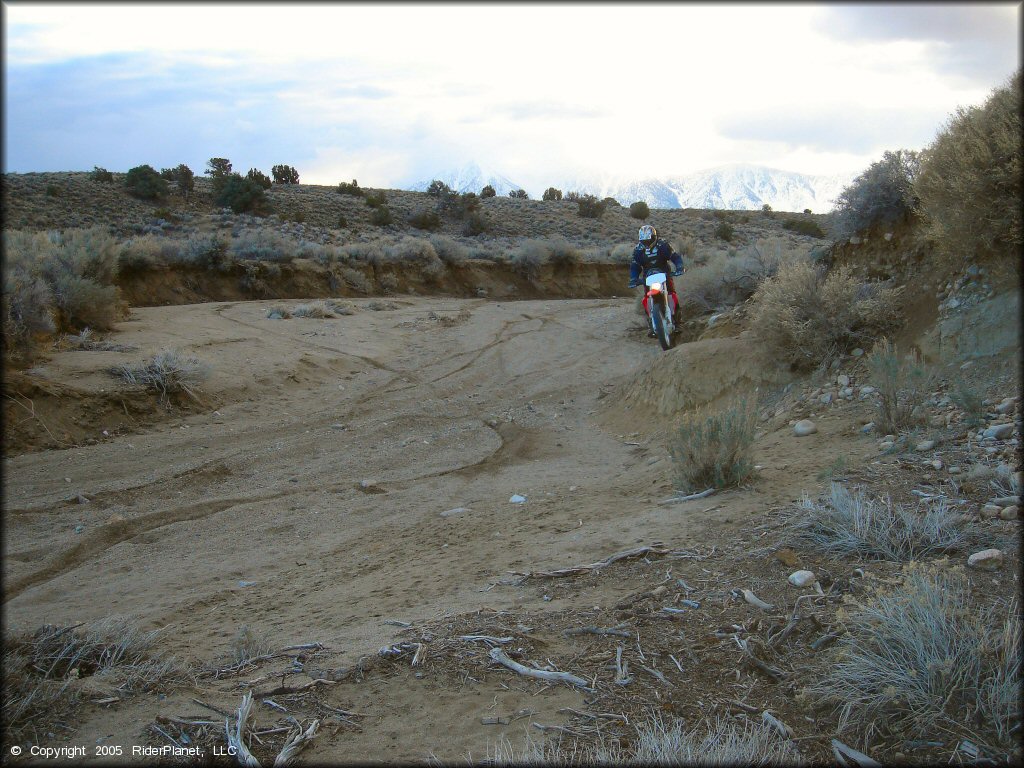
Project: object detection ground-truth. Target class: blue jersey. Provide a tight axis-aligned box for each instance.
[630,240,682,283]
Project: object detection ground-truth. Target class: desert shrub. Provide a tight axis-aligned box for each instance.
[509,238,582,278]
[90,166,114,183]
[336,179,363,196]
[714,221,735,242]
[427,180,452,197]
[385,236,444,281]
[124,164,168,201]
[805,565,1020,753]
[270,164,299,184]
[750,261,902,370]
[176,233,231,269]
[461,211,488,236]
[111,348,211,400]
[428,235,469,266]
[5,228,122,335]
[266,306,291,320]
[336,213,348,228]
[866,339,931,433]
[103,235,168,272]
[761,203,773,214]
[509,188,529,199]
[215,174,268,215]
[542,187,562,201]
[564,191,581,202]
[245,168,272,190]
[229,228,292,262]
[785,483,983,561]
[409,210,441,231]
[2,258,54,361]
[161,164,195,197]
[364,191,387,208]
[44,183,62,198]
[669,395,758,493]
[832,149,920,240]
[291,300,335,318]
[339,266,371,292]
[603,196,620,208]
[3,618,188,743]
[950,381,986,428]
[915,70,1022,263]
[629,201,650,220]
[781,217,826,238]
[480,184,496,198]
[370,205,393,226]
[681,239,800,311]
[438,191,480,221]
[577,194,606,219]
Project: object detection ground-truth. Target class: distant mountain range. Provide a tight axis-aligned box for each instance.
[410,162,853,212]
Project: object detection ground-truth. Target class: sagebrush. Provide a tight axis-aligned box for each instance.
[669,395,758,493]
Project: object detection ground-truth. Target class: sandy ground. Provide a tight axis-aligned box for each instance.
[4,295,1012,764]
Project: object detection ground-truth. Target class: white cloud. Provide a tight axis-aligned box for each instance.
[3,3,1018,184]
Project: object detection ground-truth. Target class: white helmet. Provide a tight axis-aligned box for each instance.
[638,224,657,247]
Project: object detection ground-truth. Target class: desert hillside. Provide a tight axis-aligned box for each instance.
[2,113,1021,768]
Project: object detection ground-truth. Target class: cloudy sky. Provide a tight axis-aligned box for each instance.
[3,2,1019,192]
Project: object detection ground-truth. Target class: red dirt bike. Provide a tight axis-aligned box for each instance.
[641,271,680,351]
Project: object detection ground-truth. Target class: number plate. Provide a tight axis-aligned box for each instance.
[645,272,667,287]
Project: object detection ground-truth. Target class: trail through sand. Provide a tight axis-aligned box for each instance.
[4,297,877,762]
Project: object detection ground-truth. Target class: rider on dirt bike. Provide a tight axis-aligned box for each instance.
[629,225,683,336]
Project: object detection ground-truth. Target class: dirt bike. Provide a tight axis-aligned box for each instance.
[641,271,679,351]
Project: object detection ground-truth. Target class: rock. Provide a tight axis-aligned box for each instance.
[74,524,85,534]
[967,549,1003,569]
[76,494,90,504]
[774,548,801,567]
[859,386,876,396]
[820,393,833,405]
[105,513,126,526]
[992,496,1020,507]
[983,423,1015,440]
[841,387,854,398]
[998,505,1019,521]
[981,504,1002,519]
[851,348,864,357]
[440,507,470,518]
[836,374,850,387]
[793,420,817,437]
[879,441,895,451]
[931,459,944,470]
[357,480,386,494]
[788,570,817,587]
[861,422,876,433]
[948,466,961,474]
[994,399,1015,414]
[509,494,527,504]
[915,440,937,451]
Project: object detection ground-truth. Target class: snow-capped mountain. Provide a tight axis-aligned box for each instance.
[406,163,853,212]
[410,162,522,197]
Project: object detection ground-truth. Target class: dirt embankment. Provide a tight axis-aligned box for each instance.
[117,259,629,307]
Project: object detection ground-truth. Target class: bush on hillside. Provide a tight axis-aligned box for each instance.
[215,174,268,215]
[370,205,393,226]
[629,201,650,220]
[364,191,387,208]
[781,217,826,238]
[205,157,233,192]
[90,166,114,183]
[564,191,581,202]
[603,196,620,208]
[461,211,488,236]
[542,187,562,201]
[246,168,272,190]
[480,184,496,198]
[409,210,442,231]
[714,221,735,242]
[271,164,299,184]
[336,179,363,196]
[509,188,529,199]
[832,150,920,240]
[577,194,606,219]
[125,164,168,201]
[915,70,1022,263]
[385,236,445,282]
[750,261,902,370]
[427,180,452,197]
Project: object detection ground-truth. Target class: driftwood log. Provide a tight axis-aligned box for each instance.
[488,647,592,691]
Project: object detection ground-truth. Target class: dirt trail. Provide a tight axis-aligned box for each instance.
[2,296,879,762]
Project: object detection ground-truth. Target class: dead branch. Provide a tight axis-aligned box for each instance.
[737,588,774,611]
[225,692,261,768]
[488,647,592,690]
[832,738,882,767]
[761,711,793,739]
[639,664,669,685]
[457,635,514,645]
[614,645,632,685]
[735,638,786,682]
[4,393,67,446]
[563,626,632,639]
[615,585,667,609]
[658,488,716,506]
[509,543,671,581]
[193,698,233,717]
[811,631,844,651]
[411,644,426,667]
[258,679,337,696]
[273,719,319,768]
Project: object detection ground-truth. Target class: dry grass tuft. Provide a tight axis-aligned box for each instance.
[785,483,988,561]
[111,348,211,400]
[805,564,1021,754]
[669,395,759,493]
[866,339,931,434]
